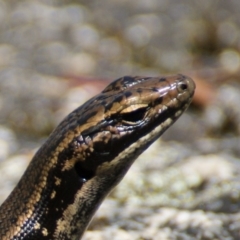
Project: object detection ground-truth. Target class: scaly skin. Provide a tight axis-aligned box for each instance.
[0,75,195,240]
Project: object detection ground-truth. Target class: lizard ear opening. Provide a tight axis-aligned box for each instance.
[75,161,95,182]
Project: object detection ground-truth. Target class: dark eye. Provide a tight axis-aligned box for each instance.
[121,106,148,125]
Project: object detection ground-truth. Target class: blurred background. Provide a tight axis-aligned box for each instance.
[0,0,240,239]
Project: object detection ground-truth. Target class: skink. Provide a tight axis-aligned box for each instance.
[0,75,195,240]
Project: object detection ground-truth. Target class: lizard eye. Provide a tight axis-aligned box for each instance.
[120,104,148,125]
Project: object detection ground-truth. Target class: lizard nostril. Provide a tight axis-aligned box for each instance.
[179,82,188,91]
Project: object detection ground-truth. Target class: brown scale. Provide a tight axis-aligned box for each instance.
[0,75,195,240]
